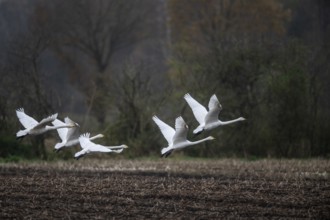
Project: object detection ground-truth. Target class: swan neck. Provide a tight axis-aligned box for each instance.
[191,137,212,145]
[90,134,103,140]
[220,118,242,125]
[46,125,68,130]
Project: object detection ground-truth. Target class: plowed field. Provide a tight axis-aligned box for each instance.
[0,159,329,219]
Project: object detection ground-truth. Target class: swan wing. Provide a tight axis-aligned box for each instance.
[79,133,114,153]
[34,113,58,129]
[79,134,116,152]
[205,107,221,125]
[88,143,112,153]
[205,95,222,124]
[152,115,175,145]
[184,93,207,125]
[173,116,189,145]
[64,117,80,141]
[16,108,38,129]
[208,94,221,111]
[78,133,92,149]
[51,119,68,141]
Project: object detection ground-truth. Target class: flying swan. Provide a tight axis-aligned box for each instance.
[152,115,215,157]
[15,108,77,139]
[52,117,104,152]
[74,133,128,159]
[184,93,246,135]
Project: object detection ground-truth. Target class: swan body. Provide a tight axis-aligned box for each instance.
[15,108,77,139]
[52,117,103,152]
[75,133,128,159]
[152,115,215,157]
[184,93,246,135]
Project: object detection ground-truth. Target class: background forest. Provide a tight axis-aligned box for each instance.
[0,0,329,160]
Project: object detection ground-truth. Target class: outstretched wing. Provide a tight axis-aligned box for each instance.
[78,133,92,149]
[52,119,68,141]
[64,117,80,141]
[208,94,221,111]
[152,115,175,145]
[172,116,189,145]
[79,133,114,153]
[205,94,222,124]
[16,108,38,129]
[35,113,58,129]
[184,93,208,125]
[88,144,113,152]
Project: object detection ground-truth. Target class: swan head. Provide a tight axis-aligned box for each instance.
[94,134,104,138]
[208,136,215,140]
[64,117,80,127]
[120,144,129,149]
[239,117,246,121]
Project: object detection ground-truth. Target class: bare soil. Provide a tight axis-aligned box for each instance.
[0,159,329,219]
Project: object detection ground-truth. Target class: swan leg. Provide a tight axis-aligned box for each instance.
[16,135,26,140]
[193,129,204,137]
[75,155,84,160]
[161,149,173,158]
[54,148,63,153]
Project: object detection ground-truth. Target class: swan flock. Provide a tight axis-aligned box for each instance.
[15,93,245,158]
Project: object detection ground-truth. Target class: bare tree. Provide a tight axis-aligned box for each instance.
[3,3,56,159]
[106,60,171,156]
[52,0,152,126]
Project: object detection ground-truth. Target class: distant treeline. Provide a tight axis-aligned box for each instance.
[0,0,329,159]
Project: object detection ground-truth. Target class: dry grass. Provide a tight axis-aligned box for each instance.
[0,159,329,219]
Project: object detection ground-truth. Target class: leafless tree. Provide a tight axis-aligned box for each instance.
[51,0,152,126]
[3,3,56,158]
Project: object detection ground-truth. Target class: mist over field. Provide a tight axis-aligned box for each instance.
[0,0,330,159]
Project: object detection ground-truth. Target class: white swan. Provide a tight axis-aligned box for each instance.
[15,108,77,139]
[75,133,128,159]
[152,115,215,157]
[52,117,103,152]
[184,93,246,135]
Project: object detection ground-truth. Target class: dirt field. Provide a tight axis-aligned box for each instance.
[0,159,329,219]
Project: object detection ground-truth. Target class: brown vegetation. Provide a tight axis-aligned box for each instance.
[0,159,329,218]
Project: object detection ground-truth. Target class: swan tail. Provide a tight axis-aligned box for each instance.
[74,150,86,160]
[16,130,27,139]
[193,126,204,135]
[161,147,173,158]
[54,142,65,152]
